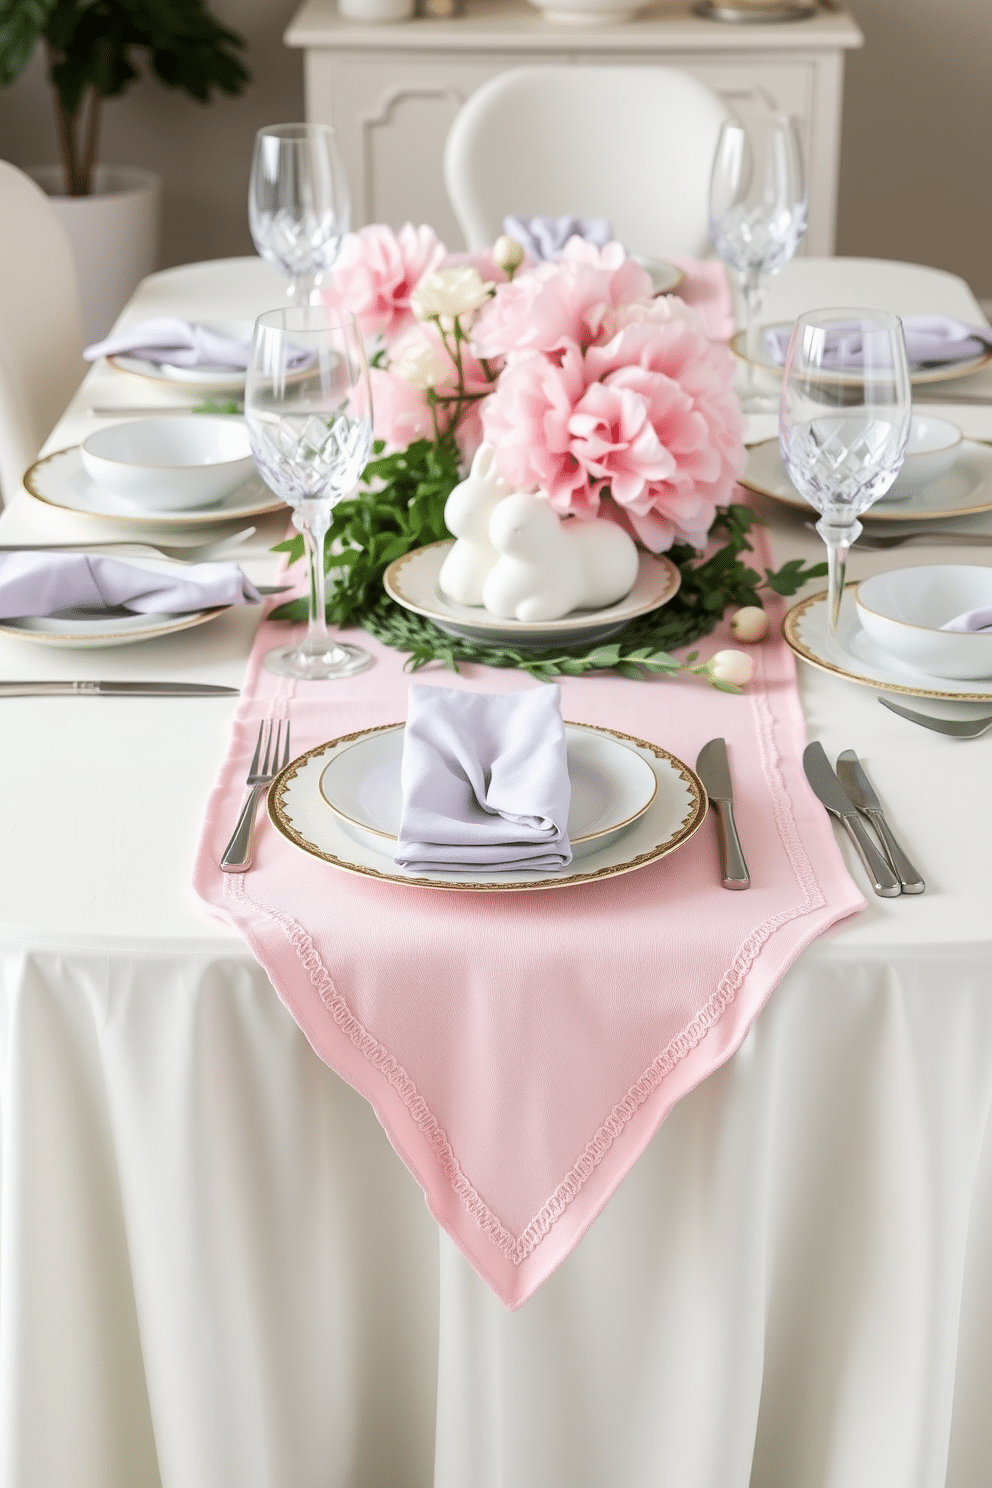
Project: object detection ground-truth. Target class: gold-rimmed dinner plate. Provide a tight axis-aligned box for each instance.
[317,722,658,861]
[783,585,992,700]
[732,322,992,385]
[107,319,252,392]
[631,256,685,295]
[0,558,228,649]
[384,542,681,650]
[269,721,707,892]
[740,436,992,523]
[24,446,285,527]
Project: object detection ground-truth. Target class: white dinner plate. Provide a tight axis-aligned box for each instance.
[24,446,286,527]
[0,558,228,649]
[783,585,992,701]
[383,542,682,650]
[731,321,992,386]
[107,320,253,391]
[740,436,992,524]
[270,722,706,892]
[317,722,658,861]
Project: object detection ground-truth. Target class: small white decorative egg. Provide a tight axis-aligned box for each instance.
[729,606,770,643]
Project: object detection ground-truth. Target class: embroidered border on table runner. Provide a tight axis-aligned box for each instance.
[222,647,827,1266]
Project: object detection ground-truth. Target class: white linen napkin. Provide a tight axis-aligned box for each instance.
[765,315,991,369]
[84,318,253,369]
[394,683,572,873]
[941,607,992,633]
[0,553,261,619]
[502,215,614,263]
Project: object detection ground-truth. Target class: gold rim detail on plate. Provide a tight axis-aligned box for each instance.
[269,721,707,893]
[783,586,992,701]
[730,326,992,386]
[23,445,286,527]
[739,436,992,524]
[0,606,227,648]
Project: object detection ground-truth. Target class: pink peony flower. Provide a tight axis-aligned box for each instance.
[480,344,594,511]
[325,223,446,343]
[369,365,435,451]
[471,248,654,360]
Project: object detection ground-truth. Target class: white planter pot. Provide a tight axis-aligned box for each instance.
[26,165,162,346]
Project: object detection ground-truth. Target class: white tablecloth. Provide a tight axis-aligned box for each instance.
[2,257,992,1488]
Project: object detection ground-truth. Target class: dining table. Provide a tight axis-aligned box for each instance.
[1,250,992,1488]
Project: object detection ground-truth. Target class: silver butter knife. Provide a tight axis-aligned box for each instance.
[803,742,900,897]
[695,736,749,890]
[0,680,238,697]
[835,750,925,894]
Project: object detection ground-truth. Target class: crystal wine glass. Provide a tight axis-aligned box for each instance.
[709,112,808,412]
[248,123,350,306]
[245,307,373,680]
[780,307,912,633]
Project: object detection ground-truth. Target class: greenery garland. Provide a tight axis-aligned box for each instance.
[269,438,826,682]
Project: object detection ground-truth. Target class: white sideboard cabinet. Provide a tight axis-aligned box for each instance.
[285,0,862,256]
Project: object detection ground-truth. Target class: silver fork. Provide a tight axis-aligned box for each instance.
[878,696,992,737]
[0,527,256,563]
[220,717,292,872]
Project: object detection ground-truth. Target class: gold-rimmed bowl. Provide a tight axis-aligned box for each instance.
[856,565,992,679]
[81,415,253,511]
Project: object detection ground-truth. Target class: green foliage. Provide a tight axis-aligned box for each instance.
[0,0,249,193]
[269,436,827,682]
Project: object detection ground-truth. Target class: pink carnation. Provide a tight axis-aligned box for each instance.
[471,248,654,360]
[481,344,594,511]
[325,223,446,343]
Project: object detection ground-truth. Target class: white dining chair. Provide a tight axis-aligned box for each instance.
[443,65,731,259]
[0,160,85,507]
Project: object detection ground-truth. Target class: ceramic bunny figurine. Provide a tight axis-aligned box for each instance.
[438,444,513,605]
[482,493,639,622]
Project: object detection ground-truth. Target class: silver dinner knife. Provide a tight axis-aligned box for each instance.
[835,749,925,894]
[695,737,749,890]
[0,680,238,696]
[803,742,900,897]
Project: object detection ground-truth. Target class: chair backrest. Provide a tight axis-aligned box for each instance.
[0,160,85,506]
[444,65,731,259]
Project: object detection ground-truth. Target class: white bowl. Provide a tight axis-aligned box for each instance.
[856,565,992,679]
[81,416,254,511]
[882,414,962,500]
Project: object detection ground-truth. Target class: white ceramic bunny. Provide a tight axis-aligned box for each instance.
[482,493,639,622]
[438,444,513,606]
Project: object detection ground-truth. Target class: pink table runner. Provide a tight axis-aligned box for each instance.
[193,535,863,1309]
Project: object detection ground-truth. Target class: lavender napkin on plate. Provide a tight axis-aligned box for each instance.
[0,552,261,619]
[941,606,992,633]
[765,315,991,369]
[84,318,254,369]
[502,215,614,263]
[394,683,572,873]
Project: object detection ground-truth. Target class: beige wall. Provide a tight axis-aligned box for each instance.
[836,0,991,299]
[0,0,988,299]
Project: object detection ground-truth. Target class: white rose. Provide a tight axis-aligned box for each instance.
[708,649,755,686]
[729,606,770,643]
[410,266,492,323]
[392,336,451,390]
[493,234,525,274]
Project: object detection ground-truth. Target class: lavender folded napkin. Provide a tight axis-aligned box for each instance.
[765,315,991,369]
[502,214,614,263]
[84,318,254,370]
[941,606,992,633]
[394,683,572,873]
[0,552,261,619]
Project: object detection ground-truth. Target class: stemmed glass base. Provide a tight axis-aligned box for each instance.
[816,514,863,633]
[265,639,372,681]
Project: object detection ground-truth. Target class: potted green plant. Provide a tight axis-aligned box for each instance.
[0,0,251,339]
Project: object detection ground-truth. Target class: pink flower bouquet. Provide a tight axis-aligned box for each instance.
[326,225,745,555]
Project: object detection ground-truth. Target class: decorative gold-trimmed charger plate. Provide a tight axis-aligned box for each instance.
[732,322,992,386]
[384,542,681,650]
[269,721,706,892]
[784,585,992,700]
[107,320,253,392]
[740,436,992,523]
[24,446,285,527]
